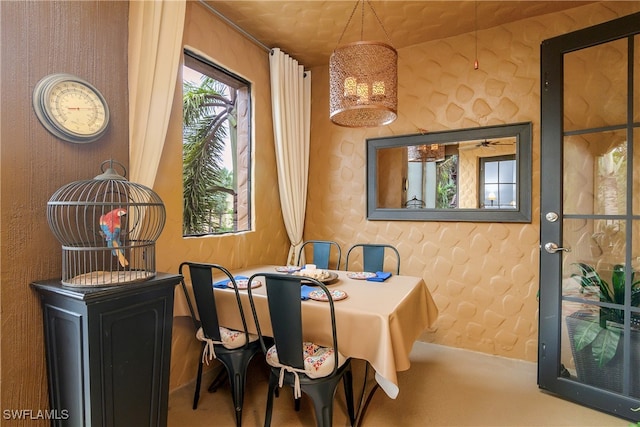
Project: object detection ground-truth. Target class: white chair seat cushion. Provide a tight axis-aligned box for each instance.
[265,341,346,379]
[196,326,258,350]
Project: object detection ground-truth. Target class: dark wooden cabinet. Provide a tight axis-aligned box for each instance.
[32,273,181,427]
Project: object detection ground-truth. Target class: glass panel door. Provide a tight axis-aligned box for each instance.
[539,13,640,421]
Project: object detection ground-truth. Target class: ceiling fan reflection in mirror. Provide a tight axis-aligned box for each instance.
[458,139,515,150]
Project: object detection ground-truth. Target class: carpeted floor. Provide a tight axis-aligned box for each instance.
[167,341,629,426]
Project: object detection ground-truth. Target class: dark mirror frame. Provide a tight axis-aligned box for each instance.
[366,122,532,222]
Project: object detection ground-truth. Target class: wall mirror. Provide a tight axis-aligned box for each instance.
[367,122,532,222]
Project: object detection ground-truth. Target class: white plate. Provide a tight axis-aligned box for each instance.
[347,271,377,280]
[308,289,348,302]
[275,266,302,273]
[230,279,261,289]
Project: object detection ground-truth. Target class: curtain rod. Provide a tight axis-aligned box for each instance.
[198,0,271,53]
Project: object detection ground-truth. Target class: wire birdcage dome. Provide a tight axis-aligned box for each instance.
[47,160,166,287]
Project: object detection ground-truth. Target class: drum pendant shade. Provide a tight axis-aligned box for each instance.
[329,41,397,128]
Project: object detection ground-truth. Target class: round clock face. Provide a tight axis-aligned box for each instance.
[33,73,110,143]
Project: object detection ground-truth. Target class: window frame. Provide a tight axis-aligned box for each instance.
[479,154,517,209]
[182,49,253,236]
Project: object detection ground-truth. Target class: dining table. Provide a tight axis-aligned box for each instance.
[174,264,439,422]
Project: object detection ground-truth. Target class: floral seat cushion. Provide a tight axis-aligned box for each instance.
[196,326,258,364]
[266,341,347,379]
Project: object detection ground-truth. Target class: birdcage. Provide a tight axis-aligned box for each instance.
[47,160,166,287]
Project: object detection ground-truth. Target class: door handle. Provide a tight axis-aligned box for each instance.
[544,242,571,253]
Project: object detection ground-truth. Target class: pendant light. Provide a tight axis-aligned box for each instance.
[474,0,479,70]
[408,144,445,162]
[329,0,397,128]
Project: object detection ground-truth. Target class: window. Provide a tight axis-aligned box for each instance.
[479,155,516,209]
[182,50,252,236]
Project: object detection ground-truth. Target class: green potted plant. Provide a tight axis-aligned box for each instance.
[567,263,640,394]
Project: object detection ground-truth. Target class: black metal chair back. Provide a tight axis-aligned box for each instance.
[246,272,354,427]
[345,243,400,274]
[297,240,342,270]
[188,263,225,339]
[178,262,261,427]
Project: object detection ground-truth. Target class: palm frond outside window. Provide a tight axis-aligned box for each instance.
[182,51,251,236]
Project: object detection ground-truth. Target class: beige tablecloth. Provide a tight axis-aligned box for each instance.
[175,265,439,398]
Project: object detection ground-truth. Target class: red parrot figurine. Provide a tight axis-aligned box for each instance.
[99,208,128,267]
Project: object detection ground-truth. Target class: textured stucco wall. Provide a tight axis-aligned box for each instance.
[304,2,640,362]
[159,2,640,392]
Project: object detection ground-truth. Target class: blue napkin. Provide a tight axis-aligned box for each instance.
[366,271,392,282]
[213,275,248,288]
[300,285,316,300]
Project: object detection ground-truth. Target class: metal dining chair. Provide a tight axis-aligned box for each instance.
[246,273,355,427]
[344,244,400,421]
[178,262,262,427]
[297,240,342,270]
[345,243,400,274]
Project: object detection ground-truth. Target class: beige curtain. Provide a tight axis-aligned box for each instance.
[128,0,186,188]
[269,48,312,265]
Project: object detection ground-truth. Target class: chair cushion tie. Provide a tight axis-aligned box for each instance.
[265,342,347,399]
[277,364,306,399]
[196,327,224,364]
[195,326,257,364]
